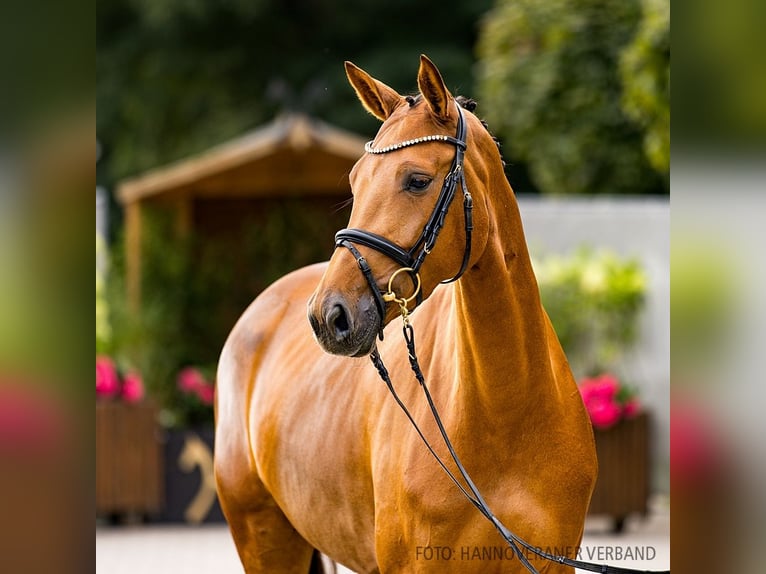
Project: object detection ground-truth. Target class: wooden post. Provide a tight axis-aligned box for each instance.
[175,195,193,237]
[124,201,142,310]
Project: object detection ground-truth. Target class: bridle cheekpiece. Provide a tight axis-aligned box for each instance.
[334,102,473,339]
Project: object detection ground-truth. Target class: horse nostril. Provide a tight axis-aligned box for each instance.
[327,303,351,341]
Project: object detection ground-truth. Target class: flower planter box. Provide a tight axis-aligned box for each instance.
[96,401,163,518]
[159,427,225,524]
[587,411,650,532]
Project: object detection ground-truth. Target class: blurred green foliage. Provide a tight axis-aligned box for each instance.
[476,0,668,195]
[674,0,766,149]
[96,234,111,354]
[670,240,737,377]
[620,0,670,176]
[97,0,492,187]
[105,200,348,427]
[533,248,647,377]
[106,212,190,423]
[98,0,672,199]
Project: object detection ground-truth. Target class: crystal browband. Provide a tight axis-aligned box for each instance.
[364,134,465,155]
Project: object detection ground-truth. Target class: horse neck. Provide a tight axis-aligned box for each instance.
[451,187,556,418]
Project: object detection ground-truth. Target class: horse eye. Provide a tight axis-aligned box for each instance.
[406,176,432,193]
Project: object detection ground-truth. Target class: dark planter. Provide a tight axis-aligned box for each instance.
[159,427,225,523]
[587,411,650,532]
[96,401,163,519]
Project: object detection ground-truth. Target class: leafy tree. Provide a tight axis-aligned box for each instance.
[476,0,667,195]
[620,0,669,176]
[673,0,766,149]
[98,0,492,187]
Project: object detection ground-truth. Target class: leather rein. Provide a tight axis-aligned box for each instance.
[334,103,669,574]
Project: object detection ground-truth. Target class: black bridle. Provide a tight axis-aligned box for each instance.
[333,101,669,574]
[334,102,473,339]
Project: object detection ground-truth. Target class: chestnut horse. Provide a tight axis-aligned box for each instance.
[215,55,597,573]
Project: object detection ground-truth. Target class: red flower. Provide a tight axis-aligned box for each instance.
[670,397,725,486]
[0,381,67,455]
[121,371,144,404]
[177,367,214,407]
[195,383,215,406]
[96,356,120,398]
[588,398,622,429]
[579,374,619,403]
[177,367,206,394]
[579,373,635,430]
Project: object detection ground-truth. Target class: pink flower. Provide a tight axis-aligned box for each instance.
[580,374,619,404]
[96,356,120,398]
[177,367,206,394]
[579,374,626,429]
[0,381,67,455]
[670,397,725,486]
[622,398,640,419]
[587,398,622,429]
[195,383,215,406]
[121,371,144,404]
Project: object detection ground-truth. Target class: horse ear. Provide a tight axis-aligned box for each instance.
[417,54,452,121]
[345,61,401,122]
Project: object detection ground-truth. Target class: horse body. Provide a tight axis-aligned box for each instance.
[215,56,597,573]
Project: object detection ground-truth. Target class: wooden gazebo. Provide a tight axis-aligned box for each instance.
[116,113,367,306]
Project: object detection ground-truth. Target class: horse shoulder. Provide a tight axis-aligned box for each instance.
[215,262,328,503]
[541,309,598,503]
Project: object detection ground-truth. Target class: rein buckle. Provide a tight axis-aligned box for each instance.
[382,267,421,325]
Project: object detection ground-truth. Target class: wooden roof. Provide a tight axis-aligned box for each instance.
[116,113,368,204]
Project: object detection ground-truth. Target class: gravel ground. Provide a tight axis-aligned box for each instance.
[96,501,669,573]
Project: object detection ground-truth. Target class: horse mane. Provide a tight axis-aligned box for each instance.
[404,93,505,167]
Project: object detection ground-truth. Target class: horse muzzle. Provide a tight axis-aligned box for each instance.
[307,291,380,357]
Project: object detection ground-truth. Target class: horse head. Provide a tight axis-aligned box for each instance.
[308,55,500,357]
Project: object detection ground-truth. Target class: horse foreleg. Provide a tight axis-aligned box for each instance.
[220,491,317,574]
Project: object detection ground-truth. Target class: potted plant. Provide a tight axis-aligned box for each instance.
[534,247,649,531]
[158,365,224,524]
[102,216,225,523]
[95,355,162,520]
[578,373,649,531]
[97,234,163,520]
